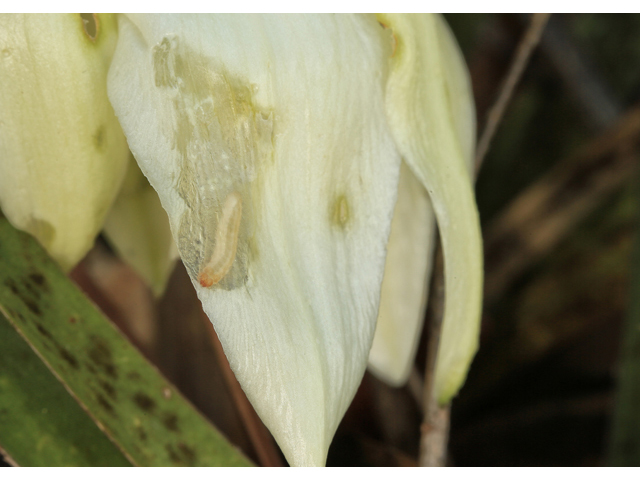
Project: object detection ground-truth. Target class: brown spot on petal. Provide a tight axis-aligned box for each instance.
[80,13,98,41]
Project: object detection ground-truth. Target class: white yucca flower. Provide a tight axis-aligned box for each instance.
[0,13,482,467]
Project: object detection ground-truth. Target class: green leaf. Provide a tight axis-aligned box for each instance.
[0,310,131,466]
[0,217,252,467]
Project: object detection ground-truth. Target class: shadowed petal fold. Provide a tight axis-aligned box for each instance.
[103,159,179,297]
[368,161,436,386]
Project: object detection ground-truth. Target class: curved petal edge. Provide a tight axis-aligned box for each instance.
[377,13,483,404]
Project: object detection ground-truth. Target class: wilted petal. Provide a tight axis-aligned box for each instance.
[377,13,482,403]
[0,14,129,270]
[103,159,179,297]
[108,14,401,466]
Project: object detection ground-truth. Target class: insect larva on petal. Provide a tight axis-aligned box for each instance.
[198,191,243,288]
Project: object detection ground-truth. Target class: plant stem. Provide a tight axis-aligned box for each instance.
[419,248,449,466]
[475,13,551,172]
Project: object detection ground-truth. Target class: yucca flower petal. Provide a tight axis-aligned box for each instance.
[377,13,482,404]
[104,158,179,297]
[368,161,437,386]
[107,14,402,466]
[369,14,477,388]
[0,13,129,270]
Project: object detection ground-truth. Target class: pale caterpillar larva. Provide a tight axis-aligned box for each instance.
[198,191,243,288]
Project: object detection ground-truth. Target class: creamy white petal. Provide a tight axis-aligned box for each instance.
[0,14,129,270]
[107,14,401,466]
[368,162,436,386]
[104,159,179,297]
[369,15,477,388]
[377,13,482,404]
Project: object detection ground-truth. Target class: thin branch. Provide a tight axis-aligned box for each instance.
[419,405,450,467]
[205,313,284,467]
[475,13,551,171]
[419,248,449,466]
